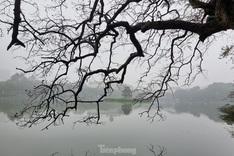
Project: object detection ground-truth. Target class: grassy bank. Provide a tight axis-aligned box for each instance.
[104,97,137,103]
[104,97,150,103]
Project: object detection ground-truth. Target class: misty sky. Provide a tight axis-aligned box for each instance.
[0,1,234,89]
[0,30,234,88]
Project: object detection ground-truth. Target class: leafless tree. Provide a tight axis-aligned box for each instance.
[1,0,234,128]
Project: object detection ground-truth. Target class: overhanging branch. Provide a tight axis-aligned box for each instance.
[3,0,234,128]
[134,20,227,41]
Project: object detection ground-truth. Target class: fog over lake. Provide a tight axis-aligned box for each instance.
[0,99,234,156]
[1,1,234,156]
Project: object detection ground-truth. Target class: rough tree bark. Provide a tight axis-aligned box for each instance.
[7,0,25,50]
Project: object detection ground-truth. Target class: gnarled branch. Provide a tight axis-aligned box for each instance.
[7,0,25,50]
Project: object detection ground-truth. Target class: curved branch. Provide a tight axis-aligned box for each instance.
[135,20,227,41]
[6,0,234,128]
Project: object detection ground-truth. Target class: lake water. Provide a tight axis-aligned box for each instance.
[0,99,234,156]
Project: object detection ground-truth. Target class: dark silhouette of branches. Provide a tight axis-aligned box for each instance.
[1,0,234,128]
[146,144,167,156]
[7,0,25,50]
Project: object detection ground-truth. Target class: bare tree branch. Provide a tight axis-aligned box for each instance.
[0,0,234,128]
[7,0,25,50]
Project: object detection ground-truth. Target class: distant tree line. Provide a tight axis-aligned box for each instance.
[0,73,39,97]
[0,74,125,99]
[174,83,233,102]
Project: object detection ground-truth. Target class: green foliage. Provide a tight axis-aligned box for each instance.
[220,114,234,125]
[219,104,234,115]
[219,104,234,125]
[104,97,137,103]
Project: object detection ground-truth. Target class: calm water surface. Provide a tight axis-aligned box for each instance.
[0,100,234,156]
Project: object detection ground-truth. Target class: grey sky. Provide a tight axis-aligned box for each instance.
[191,46,234,87]
[0,1,233,88]
[0,36,26,76]
[0,29,234,88]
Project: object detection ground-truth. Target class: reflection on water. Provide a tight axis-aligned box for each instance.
[0,99,234,156]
